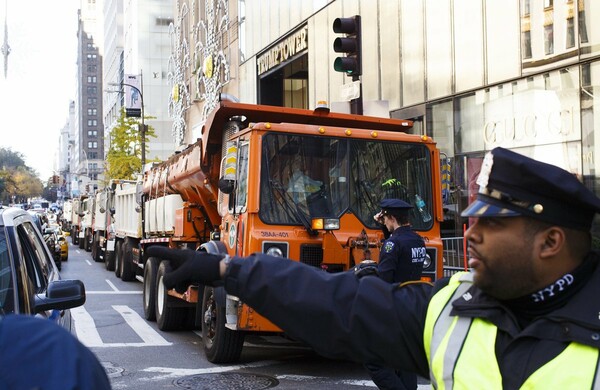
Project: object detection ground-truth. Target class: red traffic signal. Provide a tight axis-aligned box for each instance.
[333,16,361,77]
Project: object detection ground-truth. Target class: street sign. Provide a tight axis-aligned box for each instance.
[340,80,361,101]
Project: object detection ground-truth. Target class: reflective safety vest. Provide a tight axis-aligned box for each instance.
[423,272,600,389]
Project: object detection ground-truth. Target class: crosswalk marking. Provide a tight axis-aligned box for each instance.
[72,305,172,348]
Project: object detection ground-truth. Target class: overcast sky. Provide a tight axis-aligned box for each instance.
[0,0,80,180]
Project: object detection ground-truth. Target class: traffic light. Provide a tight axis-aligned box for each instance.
[333,15,361,78]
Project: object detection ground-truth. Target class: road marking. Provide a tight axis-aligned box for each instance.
[85,259,92,265]
[72,306,103,346]
[72,305,171,348]
[105,279,119,291]
[140,360,279,380]
[86,291,142,295]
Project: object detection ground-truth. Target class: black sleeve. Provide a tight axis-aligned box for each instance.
[224,254,433,377]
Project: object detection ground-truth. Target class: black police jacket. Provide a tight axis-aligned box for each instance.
[378,226,426,283]
[224,251,600,388]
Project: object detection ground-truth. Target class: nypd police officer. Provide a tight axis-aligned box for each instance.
[375,199,426,284]
[364,198,425,389]
[147,147,600,389]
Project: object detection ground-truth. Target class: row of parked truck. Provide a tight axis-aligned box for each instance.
[60,100,446,363]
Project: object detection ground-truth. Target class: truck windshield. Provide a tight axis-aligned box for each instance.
[259,133,434,231]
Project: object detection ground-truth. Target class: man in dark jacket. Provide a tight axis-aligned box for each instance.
[365,198,425,389]
[147,147,600,389]
[0,314,111,389]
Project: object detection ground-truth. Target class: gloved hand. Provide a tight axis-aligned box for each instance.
[144,246,225,291]
[353,260,379,279]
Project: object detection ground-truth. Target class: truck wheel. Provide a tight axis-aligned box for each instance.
[92,232,101,262]
[78,233,85,249]
[114,240,122,278]
[72,228,79,245]
[155,261,187,330]
[143,257,160,321]
[84,230,92,252]
[120,238,135,281]
[202,285,245,363]
[105,249,116,271]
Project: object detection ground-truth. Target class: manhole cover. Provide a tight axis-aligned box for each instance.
[101,361,125,378]
[174,372,279,390]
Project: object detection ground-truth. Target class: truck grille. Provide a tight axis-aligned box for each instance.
[300,245,323,268]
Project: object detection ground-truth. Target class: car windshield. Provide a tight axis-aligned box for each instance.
[0,229,15,314]
[259,133,433,231]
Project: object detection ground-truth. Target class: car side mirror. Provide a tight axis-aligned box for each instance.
[35,279,86,312]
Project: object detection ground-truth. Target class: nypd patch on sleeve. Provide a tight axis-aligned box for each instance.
[384,241,395,253]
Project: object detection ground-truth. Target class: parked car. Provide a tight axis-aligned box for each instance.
[43,227,63,271]
[0,206,85,330]
[45,223,69,262]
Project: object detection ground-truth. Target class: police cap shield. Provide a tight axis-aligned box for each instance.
[461,147,600,231]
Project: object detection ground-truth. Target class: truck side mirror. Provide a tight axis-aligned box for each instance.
[218,178,235,194]
[109,207,115,216]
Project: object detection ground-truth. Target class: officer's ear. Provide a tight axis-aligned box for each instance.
[538,227,565,259]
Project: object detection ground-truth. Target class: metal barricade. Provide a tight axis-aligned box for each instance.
[442,236,468,277]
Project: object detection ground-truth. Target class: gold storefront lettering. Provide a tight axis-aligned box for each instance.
[257,26,308,76]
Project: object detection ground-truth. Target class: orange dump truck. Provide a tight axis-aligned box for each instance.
[133,100,444,363]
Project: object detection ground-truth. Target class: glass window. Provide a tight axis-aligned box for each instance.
[428,100,454,157]
[455,94,485,154]
[0,230,15,314]
[522,30,532,59]
[566,18,575,48]
[259,134,434,231]
[235,142,249,213]
[581,61,600,236]
[17,223,51,294]
[544,24,554,55]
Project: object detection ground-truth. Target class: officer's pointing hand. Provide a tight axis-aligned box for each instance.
[145,246,225,291]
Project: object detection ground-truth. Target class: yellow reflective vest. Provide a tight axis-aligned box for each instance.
[423,272,600,389]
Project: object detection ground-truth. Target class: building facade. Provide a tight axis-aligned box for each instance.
[169,0,600,238]
[73,4,104,196]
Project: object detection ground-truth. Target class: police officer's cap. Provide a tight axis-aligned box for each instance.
[380,198,412,216]
[461,147,600,230]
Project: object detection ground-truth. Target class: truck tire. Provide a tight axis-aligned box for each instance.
[202,285,245,363]
[143,256,160,321]
[105,248,116,271]
[92,232,101,262]
[114,240,122,278]
[120,238,135,281]
[84,230,91,252]
[78,233,85,249]
[155,261,187,330]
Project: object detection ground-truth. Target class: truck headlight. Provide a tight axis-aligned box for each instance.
[263,242,288,258]
[311,218,340,231]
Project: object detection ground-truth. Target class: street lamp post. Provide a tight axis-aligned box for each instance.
[109,77,146,170]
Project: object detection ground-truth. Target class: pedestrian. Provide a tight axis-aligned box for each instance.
[146,146,600,389]
[0,314,111,389]
[364,198,426,389]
